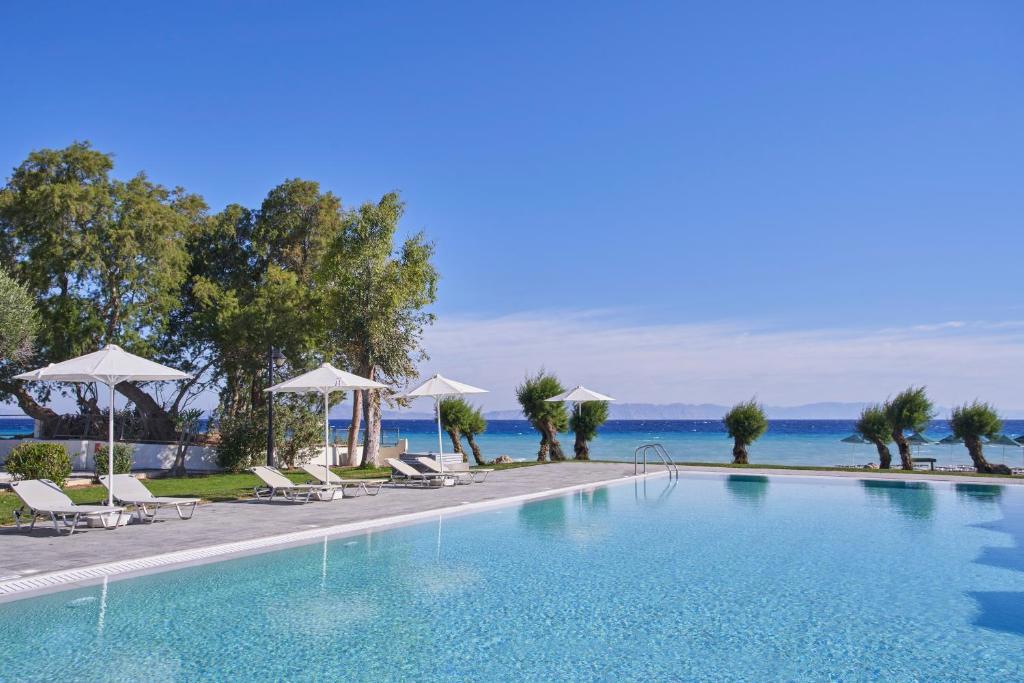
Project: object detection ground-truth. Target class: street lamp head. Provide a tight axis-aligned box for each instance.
[271,347,286,368]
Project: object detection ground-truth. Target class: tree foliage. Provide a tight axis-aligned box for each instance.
[885,387,935,470]
[570,401,609,460]
[950,401,1010,475]
[0,267,36,362]
[855,404,893,469]
[723,399,768,464]
[320,193,438,466]
[516,370,568,462]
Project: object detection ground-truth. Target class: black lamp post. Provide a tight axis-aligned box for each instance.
[267,346,286,466]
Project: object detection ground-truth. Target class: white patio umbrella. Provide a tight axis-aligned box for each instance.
[403,374,487,473]
[265,363,386,483]
[545,385,616,421]
[15,344,189,506]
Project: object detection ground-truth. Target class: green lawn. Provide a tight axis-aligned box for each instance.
[0,461,535,526]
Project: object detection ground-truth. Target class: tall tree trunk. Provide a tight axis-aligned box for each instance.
[536,431,550,462]
[964,436,1012,475]
[347,390,362,467]
[465,433,486,465]
[574,431,589,460]
[115,381,176,441]
[732,438,749,464]
[546,420,566,461]
[871,440,892,469]
[891,430,913,470]
[362,388,382,467]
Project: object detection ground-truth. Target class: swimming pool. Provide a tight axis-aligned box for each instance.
[2,473,1023,680]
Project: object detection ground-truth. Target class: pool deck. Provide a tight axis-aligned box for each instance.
[1,462,1021,601]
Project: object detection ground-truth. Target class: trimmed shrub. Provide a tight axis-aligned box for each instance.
[94,443,134,478]
[4,442,72,486]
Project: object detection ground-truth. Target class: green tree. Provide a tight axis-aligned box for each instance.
[0,142,206,438]
[723,399,768,465]
[885,387,935,470]
[463,404,487,466]
[0,267,36,362]
[570,401,609,460]
[439,397,468,460]
[440,398,488,465]
[516,371,568,462]
[320,192,438,467]
[855,404,893,469]
[950,401,1011,475]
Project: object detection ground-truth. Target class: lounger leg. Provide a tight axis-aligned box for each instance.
[51,511,61,535]
[177,501,197,520]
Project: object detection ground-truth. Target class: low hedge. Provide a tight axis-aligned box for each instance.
[94,443,134,478]
[4,442,72,487]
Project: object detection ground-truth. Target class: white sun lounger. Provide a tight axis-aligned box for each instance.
[300,463,386,497]
[387,458,453,487]
[99,474,200,522]
[416,457,493,484]
[250,466,323,503]
[10,479,125,536]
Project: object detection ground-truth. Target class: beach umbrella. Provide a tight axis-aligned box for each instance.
[15,345,189,506]
[938,434,963,445]
[265,363,386,485]
[839,433,869,465]
[986,434,1022,463]
[906,431,937,445]
[404,374,487,472]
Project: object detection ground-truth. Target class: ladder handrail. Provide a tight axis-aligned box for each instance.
[634,443,679,478]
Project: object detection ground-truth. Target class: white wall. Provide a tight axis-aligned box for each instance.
[0,439,220,472]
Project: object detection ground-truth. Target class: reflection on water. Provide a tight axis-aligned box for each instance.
[517,495,567,534]
[634,477,678,507]
[970,493,1024,636]
[724,475,770,506]
[860,480,935,520]
[954,483,1003,506]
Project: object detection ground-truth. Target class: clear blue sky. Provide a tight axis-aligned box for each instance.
[3,2,1023,409]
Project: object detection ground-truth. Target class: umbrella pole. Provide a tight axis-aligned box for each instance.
[435,396,444,473]
[107,382,115,507]
[324,390,330,483]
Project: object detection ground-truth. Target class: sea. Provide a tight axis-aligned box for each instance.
[3,417,1022,469]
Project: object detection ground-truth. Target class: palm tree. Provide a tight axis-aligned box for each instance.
[950,401,1012,475]
[570,401,609,460]
[723,399,768,465]
[439,397,468,461]
[463,404,488,466]
[515,370,568,462]
[885,387,935,470]
[855,404,893,469]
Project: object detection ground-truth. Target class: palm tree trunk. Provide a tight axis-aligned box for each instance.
[465,433,486,465]
[732,438,749,464]
[964,436,1012,474]
[347,390,362,467]
[573,431,589,460]
[892,430,913,470]
[871,440,892,469]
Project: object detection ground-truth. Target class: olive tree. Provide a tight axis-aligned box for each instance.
[723,399,768,465]
[570,401,609,460]
[950,401,1012,475]
[855,404,893,469]
[516,370,568,462]
[885,387,935,470]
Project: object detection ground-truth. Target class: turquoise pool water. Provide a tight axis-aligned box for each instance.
[2,474,1024,680]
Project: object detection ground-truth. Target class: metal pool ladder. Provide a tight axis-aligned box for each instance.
[634,443,679,479]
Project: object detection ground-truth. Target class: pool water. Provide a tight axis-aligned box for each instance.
[2,474,1023,680]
